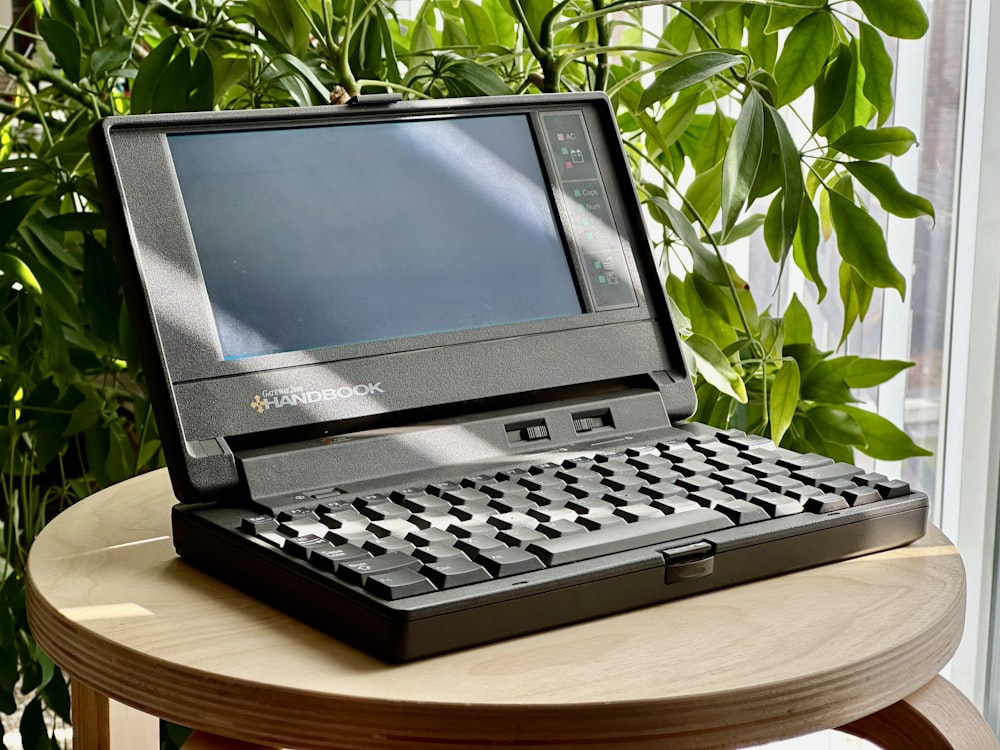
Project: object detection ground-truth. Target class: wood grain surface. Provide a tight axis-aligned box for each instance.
[25,470,972,749]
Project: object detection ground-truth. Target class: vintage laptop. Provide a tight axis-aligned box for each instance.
[90,92,928,662]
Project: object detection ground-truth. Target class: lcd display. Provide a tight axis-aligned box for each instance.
[168,115,583,360]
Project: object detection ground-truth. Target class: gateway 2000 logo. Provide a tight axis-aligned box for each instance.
[250,383,385,414]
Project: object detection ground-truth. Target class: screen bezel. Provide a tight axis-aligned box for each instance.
[99,95,690,446]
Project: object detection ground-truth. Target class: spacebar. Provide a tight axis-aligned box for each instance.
[525,509,734,566]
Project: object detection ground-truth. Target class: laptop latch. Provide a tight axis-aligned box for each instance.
[347,93,403,106]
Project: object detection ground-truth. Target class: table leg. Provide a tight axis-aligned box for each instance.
[70,680,160,750]
[838,675,999,749]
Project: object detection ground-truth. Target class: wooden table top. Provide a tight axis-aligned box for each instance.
[26,469,966,749]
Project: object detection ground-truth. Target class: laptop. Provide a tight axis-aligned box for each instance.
[90,92,928,662]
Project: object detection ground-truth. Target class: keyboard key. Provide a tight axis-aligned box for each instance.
[335,552,420,585]
[688,488,732,508]
[676,475,723,494]
[409,511,454,530]
[603,490,651,507]
[802,494,851,514]
[420,558,491,589]
[413,544,468,564]
[241,515,278,534]
[475,547,545,577]
[527,488,575,506]
[309,543,371,572]
[852,472,888,488]
[721,481,769,501]
[358,502,410,521]
[779,453,836,472]
[556,467,603,484]
[840,486,882,507]
[711,468,755,485]
[496,527,548,547]
[749,493,803,518]
[792,462,863,486]
[537,519,587,538]
[577,513,627,531]
[674,460,716,477]
[641,483,686,501]
[481,481,530,499]
[592,460,637,477]
[367,518,419,539]
[406,527,457,547]
[364,568,436,600]
[364,536,417,556]
[517,474,566,492]
[875,479,911,499]
[488,495,538,513]
[759,475,804,494]
[284,534,335,559]
[614,504,664,523]
[528,505,577,523]
[713,499,770,525]
[488,511,539,530]
[636,465,681,484]
[601,474,646,492]
[455,534,508,557]
[526,508,734,566]
[442,487,492,505]
[278,519,330,538]
[565,480,607,498]
[277,506,320,522]
[650,497,702,514]
[566,496,614,515]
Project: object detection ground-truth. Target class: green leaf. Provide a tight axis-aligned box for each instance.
[801,354,856,405]
[844,161,935,220]
[0,196,40,248]
[153,47,192,113]
[813,43,852,134]
[248,0,311,55]
[747,5,777,71]
[828,190,906,295]
[187,48,215,111]
[685,333,748,403]
[656,84,702,148]
[841,405,932,459]
[90,35,132,78]
[445,59,512,95]
[829,40,878,139]
[639,50,744,110]
[721,89,765,235]
[130,33,181,114]
[773,12,835,106]
[838,262,873,346]
[831,126,917,160]
[783,294,813,346]
[769,358,800,445]
[684,161,723,226]
[273,53,328,105]
[792,196,826,300]
[804,406,865,446]
[38,18,82,82]
[859,23,895,126]
[845,357,914,388]
[460,0,499,46]
[854,0,929,40]
[765,105,804,259]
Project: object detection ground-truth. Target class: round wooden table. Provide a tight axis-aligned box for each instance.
[25,470,997,750]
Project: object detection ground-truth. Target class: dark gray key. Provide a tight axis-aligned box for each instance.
[750,493,803,518]
[577,513,627,531]
[793,462,864,486]
[309,543,371,572]
[841,486,882,506]
[413,543,467,564]
[241,515,278,534]
[284,534,335,559]
[364,536,417,556]
[875,479,911,499]
[803,494,851,513]
[713,499,770,525]
[721,481,769,501]
[526,508,734,566]
[677,475,723,494]
[420,558,491,589]
[601,474,646,492]
[455,534,508,557]
[475,547,545,577]
[518,474,566,492]
[364,568,436,600]
[779,453,836,472]
[335,552,420,585]
[496,527,548,547]
[537,519,587,538]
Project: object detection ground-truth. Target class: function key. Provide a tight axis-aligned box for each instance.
[285,534,336,560]
[441,487,492,505]
[518,474,566,492]
[353,493,392,507]
[529,461,562,474]
[556,466,602,484]
[496,467,532,481]
[427,480,464,496]
[624,445,660,457]
[593,449,629,462]
[357,502,410,521]
[481,481,530,499]
[277,507,319,522]
[461,473,497,489]
[316,498,354,514]
[592,460,637,477]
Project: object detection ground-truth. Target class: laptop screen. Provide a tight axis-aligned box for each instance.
[168,115,583,360]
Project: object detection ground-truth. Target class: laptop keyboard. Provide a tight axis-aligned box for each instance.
[239,428,912,601]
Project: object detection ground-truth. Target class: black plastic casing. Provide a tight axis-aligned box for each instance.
[89,93,695,506]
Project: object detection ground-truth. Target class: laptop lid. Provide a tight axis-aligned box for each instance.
[91,93,695,504]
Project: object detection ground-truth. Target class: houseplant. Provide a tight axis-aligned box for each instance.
[0,0,931,746]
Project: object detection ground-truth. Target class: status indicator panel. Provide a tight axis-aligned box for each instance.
[541,111,638,311]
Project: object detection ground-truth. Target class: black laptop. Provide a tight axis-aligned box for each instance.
[90,92,928,662]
